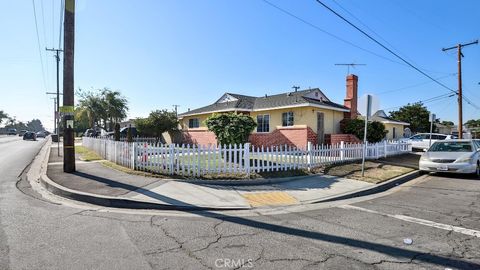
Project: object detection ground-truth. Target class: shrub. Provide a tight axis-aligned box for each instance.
[205,113,257,146]
[341,118,387,143]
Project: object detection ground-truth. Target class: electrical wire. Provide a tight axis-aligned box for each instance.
[375,74,456,95]
[314,0,458,96]
[261,0,406,67]
[382,93,455,111]
[32,0,48,93]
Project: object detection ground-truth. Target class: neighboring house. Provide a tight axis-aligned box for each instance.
[371,110,410,140]
[119,119,136,128]
[435,123,453,135]
[178,75,362,147]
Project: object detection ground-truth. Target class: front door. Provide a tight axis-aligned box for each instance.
[317,112,324,145]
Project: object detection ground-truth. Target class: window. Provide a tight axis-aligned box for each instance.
[188,118,199,128]
[256,115,270,133]
[392,127,396,139]
[282,112,294,126]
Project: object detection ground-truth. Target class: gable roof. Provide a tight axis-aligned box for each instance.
[371,110,410,126]
[179,88,349,118]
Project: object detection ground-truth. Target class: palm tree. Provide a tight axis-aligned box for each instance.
[78,91,105,129]
[101,88,128,131]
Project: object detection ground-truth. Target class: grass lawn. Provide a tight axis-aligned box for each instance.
[75,145,103,161]
[323,161,414,184]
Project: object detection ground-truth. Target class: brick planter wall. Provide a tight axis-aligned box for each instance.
[325,134,361,145]
[183,130,217,146]
[249,127,319,148]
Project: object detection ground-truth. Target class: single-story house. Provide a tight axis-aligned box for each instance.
[371,110,410,140]
[178,75,363,147]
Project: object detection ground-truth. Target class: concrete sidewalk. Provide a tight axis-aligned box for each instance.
[43,142,416,210]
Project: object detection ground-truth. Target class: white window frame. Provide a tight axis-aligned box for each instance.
[256,114,270,133]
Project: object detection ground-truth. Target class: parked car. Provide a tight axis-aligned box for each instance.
[7,128,17,135]
[419,139,480,176]
[36,130,48,138]
[18,130,28,136]
[402,133,456,151]
[23,131,37,141]
[120,127,138,137]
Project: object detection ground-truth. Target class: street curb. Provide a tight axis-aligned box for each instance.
[174,175,314,186]
[36,142,251,211]
[311,170,420,203]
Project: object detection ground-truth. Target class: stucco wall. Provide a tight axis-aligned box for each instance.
[250,106,343,135]
[384,123,406,140]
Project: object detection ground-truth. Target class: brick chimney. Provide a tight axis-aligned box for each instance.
[344,74,358,119]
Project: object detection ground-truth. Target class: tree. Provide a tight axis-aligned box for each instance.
[389,103,432,133]
[440,120,454,126]
[0,110,8,125]
[77,88,128,131]
[465,119,480,128]
[135,110,178,143]
[26,119,44,132]
[205,113,257,146]
[341,119,387,143]
[101,88,128,131]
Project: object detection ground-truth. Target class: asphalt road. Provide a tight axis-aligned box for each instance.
[0,136,479,269]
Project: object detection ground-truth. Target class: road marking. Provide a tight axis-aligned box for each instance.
[242,191,298,207]
[340,205,480,238]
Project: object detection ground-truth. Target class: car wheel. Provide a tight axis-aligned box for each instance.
[475,162,480,179]
[419,170,428,176]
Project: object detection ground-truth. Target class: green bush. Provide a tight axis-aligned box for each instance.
[341,118,387,143]
[205,113,257,146]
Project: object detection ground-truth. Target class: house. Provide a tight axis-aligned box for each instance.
[435,123,453,135]
[178,75,362,147]
[371,110,410,140]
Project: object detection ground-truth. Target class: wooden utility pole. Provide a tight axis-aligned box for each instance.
[172,105,180,117]
[63,0,75,172]
[442,40,478,139]
[46,48,63,156]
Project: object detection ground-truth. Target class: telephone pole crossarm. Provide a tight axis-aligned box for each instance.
[441,40,478,139]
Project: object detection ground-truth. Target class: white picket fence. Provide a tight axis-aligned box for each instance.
[82,137,411,177]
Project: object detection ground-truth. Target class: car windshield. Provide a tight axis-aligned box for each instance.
[428,141,473,152]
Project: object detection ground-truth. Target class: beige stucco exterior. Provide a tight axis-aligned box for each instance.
[180,106,344,135]
[384,123,406,140]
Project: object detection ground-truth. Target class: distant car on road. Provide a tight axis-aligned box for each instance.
[18,130,28,136]
[7,128,17,135]
[419,139,480,176]
[36,131,48,138]
[402,133,456,151]
[23,132,37,141]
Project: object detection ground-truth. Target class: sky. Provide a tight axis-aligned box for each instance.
[1,0,479,131]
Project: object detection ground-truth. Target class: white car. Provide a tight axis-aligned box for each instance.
[404,133,456,151]
[419,139,480,176]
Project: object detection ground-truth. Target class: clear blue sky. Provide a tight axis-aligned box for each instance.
[1,0,479,131]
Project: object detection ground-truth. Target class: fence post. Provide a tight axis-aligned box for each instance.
[384,140,388,158]
[131,142,136,169]
[244,143,250,177]
[307,141,312,171]
[340,141,345,161]
[169,144,175,175]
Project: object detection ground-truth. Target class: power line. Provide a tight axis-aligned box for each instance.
[382,93,455,111]
[260,0,406,67]
[313,0,458,96]
[32,0,48,93]
[375,73,456,95]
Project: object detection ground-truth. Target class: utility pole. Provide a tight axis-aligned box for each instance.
[63,0,75,173]
[46,48,63,156]
[442,40,478,139]
[51,97,57,133]
[335,63,366,75]
[172,105,180,117]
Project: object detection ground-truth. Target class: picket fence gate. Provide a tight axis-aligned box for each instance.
[82,137,411,177]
